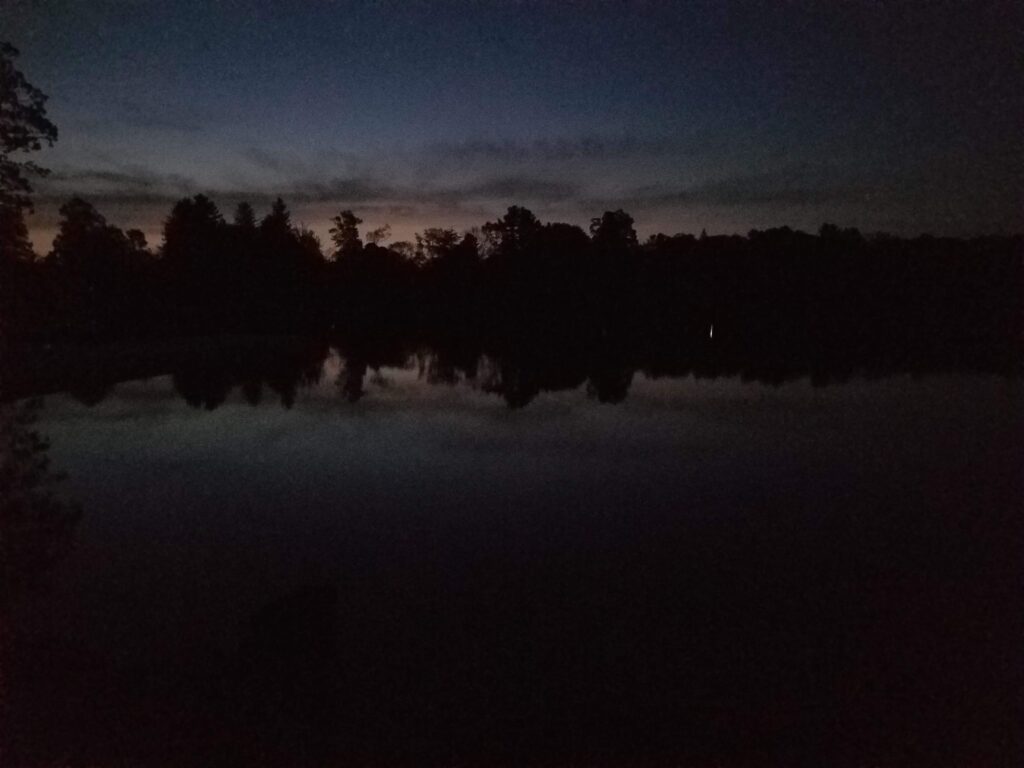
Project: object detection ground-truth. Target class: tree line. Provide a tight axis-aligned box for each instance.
[1,194,1021,353]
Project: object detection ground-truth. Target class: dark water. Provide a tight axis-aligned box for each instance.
[2,347,1022,767]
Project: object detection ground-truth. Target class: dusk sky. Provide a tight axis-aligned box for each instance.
[5,0,1022,251]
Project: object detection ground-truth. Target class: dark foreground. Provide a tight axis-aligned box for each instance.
[1,339,1021,767]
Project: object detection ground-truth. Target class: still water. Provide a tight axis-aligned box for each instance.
[3,347,1021,766]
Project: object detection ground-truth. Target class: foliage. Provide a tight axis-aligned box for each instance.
[329,210,363,259]
[0,42,58,210]
[0,203,34,268]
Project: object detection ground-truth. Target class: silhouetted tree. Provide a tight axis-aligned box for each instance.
[42,197,160,337]
[158,194,231,330]
[260,197,292,245]
[247,198,326,329]
[162,194,226,270]
[453,232,481,266]
[0,202,34,268]
[590,209,637,253]
[125,229,148,255]
[296,226,325,266]
[482,205,542,261]
[539,221,590,253]
[0,201,40,341]
[234,201,257,229]
[329,210,420,327]
[390,241,416,261]
[366,223,390,246]
[226,201,258,287]
[0,42,58,210]
[49,197,126,272]
[417,229,482,326]
[329,210,363,260]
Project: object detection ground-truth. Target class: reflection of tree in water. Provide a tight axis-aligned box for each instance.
[6,325,1019,414]
[67,377,114,408]
[587,366,634,404]
[171,338,330,410]
[336,359,367,402]
[0,398,81,600]
[331,336,412,404]
[481,358,542,409]
[473,350,635,408]
[368,369,392,389]
[0,400,81,764]
[417,345,479,387]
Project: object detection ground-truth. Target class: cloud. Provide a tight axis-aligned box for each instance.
[62,98,209,135]
[241,147,299,175]
[283,177,403,203]
[31,129,695,215]
[38,165,198,203]
[29,163,580,242]
[609,164,873,208]
[32,151,871,227]
[422,134,678,163]
[235,175,580,206]
[442,176,580,203]
[237,147,290,174]
[38,165,404,207]
[113,96,221,134]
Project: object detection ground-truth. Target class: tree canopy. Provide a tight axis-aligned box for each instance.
[0,42,58,210]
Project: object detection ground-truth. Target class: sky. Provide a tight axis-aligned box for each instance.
[4,0,1022,252]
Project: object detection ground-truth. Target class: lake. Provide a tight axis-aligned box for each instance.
[2,343,1021,767]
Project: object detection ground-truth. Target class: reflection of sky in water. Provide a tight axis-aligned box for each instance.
[35,363,1021,545]
[11,367,1023,763]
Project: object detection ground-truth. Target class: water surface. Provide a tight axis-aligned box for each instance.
[3,348,1021,767]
